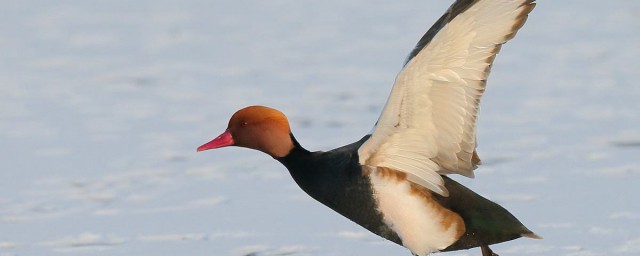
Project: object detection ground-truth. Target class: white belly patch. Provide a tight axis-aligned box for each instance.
[368,167,464,256]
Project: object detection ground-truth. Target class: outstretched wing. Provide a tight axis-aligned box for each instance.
[358,0,535,196]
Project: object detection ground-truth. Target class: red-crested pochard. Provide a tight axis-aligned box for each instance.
[198,0,539,255]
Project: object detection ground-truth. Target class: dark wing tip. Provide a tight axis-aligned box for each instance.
[503,0,536,41]
[403,0,479,66]
[404,0,536,67]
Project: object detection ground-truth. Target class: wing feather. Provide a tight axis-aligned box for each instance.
[359,0,535,196]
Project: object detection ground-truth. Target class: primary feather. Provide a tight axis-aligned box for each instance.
[359,0,535,196]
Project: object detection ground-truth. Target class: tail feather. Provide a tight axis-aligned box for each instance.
[521,232,543,239]
[437,176,539,252]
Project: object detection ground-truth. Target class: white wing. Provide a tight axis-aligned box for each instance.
[359,0,535,196]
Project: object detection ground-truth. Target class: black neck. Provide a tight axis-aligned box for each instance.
[274,134,401,244]
[274,134,322,200]
[279,133,310,160]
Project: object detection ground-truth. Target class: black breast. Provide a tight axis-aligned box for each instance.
[276,135,402,245]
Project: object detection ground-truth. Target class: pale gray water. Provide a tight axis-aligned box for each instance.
[1,1,639,255]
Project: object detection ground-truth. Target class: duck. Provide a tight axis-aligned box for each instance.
[198,0,539,255]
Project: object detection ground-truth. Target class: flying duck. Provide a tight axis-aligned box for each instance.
[198,0,539,255]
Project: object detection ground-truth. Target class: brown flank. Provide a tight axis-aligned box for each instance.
[372,167,466,241]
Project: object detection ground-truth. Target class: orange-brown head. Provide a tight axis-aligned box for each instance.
[197,106,294,158]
